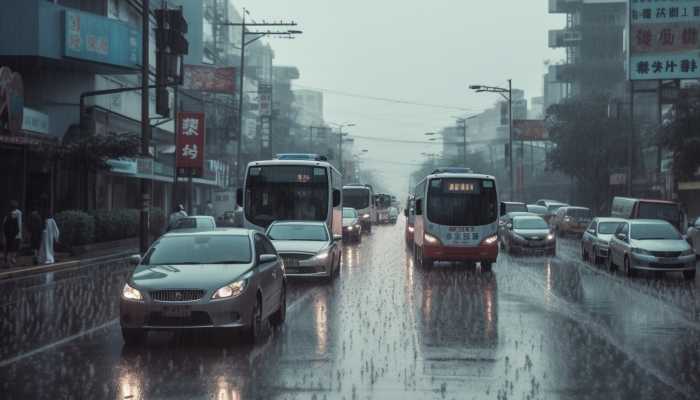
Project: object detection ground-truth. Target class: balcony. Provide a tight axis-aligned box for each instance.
[549,0,582,14]
[548,29,582,48]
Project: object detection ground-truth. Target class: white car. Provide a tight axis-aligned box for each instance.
[266,221,342,282]
[581,217,625,264]
[687,216,700,259]
[608,219,696,280]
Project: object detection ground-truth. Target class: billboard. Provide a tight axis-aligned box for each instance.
[176,112,206,177]
[63,10,141,69]
[629,0,700,80]
[513,120,548,141]
[183,65,236,93]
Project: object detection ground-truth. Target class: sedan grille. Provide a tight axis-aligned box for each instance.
[650,251,681,258]
[150,289,205,302]
[281,253,314,264]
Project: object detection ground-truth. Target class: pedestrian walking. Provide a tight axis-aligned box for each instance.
[38,210,60,265]
[2,200,22,268]
[168,204,188,230]
[28,209,43,265]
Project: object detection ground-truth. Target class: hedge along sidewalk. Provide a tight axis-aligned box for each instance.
[0,239,139,280]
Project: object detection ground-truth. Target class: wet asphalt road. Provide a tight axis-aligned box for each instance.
[1,219,699,399]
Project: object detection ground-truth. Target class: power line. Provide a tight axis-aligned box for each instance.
[350,133,507,146]
[294,84,473,112]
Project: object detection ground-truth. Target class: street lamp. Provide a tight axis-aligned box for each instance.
[470,80,514,199]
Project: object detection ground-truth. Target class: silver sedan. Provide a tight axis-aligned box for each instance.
[581,217,625,264]
[119,229,286,345]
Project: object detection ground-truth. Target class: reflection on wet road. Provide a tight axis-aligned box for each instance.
[1,220,699,399]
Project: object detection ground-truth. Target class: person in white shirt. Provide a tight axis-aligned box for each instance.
[168,204,188,230]
[38,211,60,265]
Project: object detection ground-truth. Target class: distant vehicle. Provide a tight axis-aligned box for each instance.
[388,207,399,224]
[526,204,547,217]
[404,195,416,247]
[607,219,695,280]
[169,216,217,232]
[342,184,375,233]
[342,207,362,242]
[266,221,342,281]
[550,206,593,236]
[610,197,686,232]
[543,202,568,224]
[498,211,535,240]
[580,217,625,264]
[237,159,343,237]
[501,215,556,256]
[536,199,564,207]
[374,193,393,224]
[413,171,499,269]
[688,216,700,260]
[211,189,236,219]
[500,201,527,215]
[119,229,286,345]
[274,153,328,161]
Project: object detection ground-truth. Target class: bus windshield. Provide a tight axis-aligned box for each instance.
[343,188,370,209]
[427,178,497,226]
[245,165,329,228]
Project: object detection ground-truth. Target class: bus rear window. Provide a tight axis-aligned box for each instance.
[637,202,679,225]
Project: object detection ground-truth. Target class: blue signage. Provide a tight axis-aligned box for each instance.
[63,10,141,69]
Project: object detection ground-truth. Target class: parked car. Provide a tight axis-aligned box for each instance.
[266,221,342,281]
[119,229,286,345]
[500,201,527,216]
[607,219,696,280]
[543,202,568,224]
[526,204,547,217]
[169,215,217,232]
[551,206,593,236]
[498,211,534,240]
[581,217,625,264]
[501,215,556,256]
[342,207,362,242]
[687,216,700,259]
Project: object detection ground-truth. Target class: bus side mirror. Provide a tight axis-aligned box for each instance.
[236,188,243,207]
[415,199,423,215]
[332,189,341,207]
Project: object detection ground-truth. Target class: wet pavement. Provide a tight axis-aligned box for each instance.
[1,220,699,399]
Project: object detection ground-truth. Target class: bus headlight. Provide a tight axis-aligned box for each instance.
[481,235,498,245]
[408,226,415,233]
[424,233,442,245]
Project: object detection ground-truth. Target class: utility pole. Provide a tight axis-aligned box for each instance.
[331,123,355,174]
[140,0,151,254]
[219,12,301,187]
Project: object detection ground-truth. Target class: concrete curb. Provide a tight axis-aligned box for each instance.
[0,248,138,281]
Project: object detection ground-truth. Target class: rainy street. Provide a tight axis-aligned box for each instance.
[1,219,698,400]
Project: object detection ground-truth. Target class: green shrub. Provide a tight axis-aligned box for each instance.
[55,210,95,247]
[91,209,139,242]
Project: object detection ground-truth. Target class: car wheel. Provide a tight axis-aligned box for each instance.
[270,285,286,327]
[121,328,146,346]
[624,256,635,277]
[246,295,263,345]
[683,270,696,281]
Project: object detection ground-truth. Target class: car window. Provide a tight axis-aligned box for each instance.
[143,235,252,265]
[598,221,622,234]
[343,208,358,218]
[513,217,548,230]
[174,218,196,229]
[615,222,628,237]
[588,220,597,234]
[254,234,265,256]
[261,236,277,255]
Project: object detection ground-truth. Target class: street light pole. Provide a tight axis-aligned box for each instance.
[330,123,355,174]
[139,0,151,254]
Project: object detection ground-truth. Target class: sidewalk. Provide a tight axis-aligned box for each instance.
[0,239,139,279]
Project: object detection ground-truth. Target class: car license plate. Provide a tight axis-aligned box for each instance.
[162,305,191,318]
[658,257,676,263]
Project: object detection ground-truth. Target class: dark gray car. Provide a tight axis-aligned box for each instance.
[119,229,286,345]
[502,215,556,256]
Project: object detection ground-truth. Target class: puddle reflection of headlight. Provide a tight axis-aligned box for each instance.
[215,376,241,400]
[118,370,143,400]
[314,296,329,354]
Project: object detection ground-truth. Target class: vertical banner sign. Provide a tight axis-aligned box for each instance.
[258,84,273,117]
[176,112,206,177]
[629,0,700,80]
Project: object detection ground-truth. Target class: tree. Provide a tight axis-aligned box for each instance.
[545,94,627,212]
[660,93,700,181]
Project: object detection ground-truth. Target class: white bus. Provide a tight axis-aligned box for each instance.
[342,184,375,233]
[413,169,499,269]
[236,159,343,237]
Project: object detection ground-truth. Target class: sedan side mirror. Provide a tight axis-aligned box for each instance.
[333,234,343,242]
[128,254,142,266]
[258,254,278,264]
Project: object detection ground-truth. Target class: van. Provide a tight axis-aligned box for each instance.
[610,197,685,232]
[500,201,527,216]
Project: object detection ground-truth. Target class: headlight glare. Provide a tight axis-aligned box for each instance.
[362,214,370,219]
[424,233,441,245]
[482,235,498,245]
[547,233,555,241]
[122,283,143,301]
[408,226,415,233]
[213,280,247,300]
[313,249,330,261]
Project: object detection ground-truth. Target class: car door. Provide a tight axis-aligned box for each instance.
[609,223,623,265]
[254,234,276,317]
[612,222,629,266]
[261,235,283,310]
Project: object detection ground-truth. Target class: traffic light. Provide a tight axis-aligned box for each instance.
[155,8,189,117]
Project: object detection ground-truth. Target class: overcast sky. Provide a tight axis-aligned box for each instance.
[238,0,564,197]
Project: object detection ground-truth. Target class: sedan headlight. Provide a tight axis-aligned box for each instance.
[407,226,415,233]
[354,224,361,230]
[547,233,555,241]
[424,233,442,245]
[347,226,354,231]
[312,249,330,261]
[122,283,143,301]
[632,247,652,256]
[362,214,370,219]
[213,279,247,300]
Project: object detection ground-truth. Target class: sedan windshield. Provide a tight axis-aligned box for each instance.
[268,224,328,241]
[143,235,251,265]
[631,223,681,240]
[598,222,622,234]
[513,217,548,230]
[343,208,358,218]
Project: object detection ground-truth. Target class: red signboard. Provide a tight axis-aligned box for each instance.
[513,120,548,141]
[176,112,206,176]
[183,65,236,93]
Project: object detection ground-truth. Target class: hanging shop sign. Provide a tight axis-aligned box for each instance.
[0,66,24,134]
[176,112,206,177]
